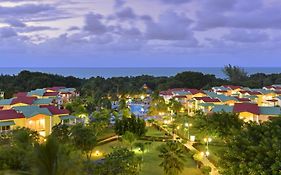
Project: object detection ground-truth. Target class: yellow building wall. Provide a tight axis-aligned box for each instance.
[1,114,66,137]
[239,112,257,122]
[11,103,29,107]
[2,105,12,110]
[257,95,263,106]
[0,118,26,130]
[224,100,237,105]
[44,114,65,136]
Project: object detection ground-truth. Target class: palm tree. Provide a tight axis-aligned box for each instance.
[32,136,82,175]
[158,141,186,175]
[122,131,136,151]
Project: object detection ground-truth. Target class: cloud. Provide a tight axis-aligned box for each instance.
[116,7,136,19]
[159,0,191,4]
[145,11,194,40]
[0,27,17,38]
[83,13,108,34]
[114,0,126,8]
[0,4,54,15]
[4,18,26,27]
[17,26,58,33]
[195,0,281,30]
[68,26,80,31]
[223,29,269,43]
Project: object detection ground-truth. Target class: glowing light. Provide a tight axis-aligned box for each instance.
[204,137,212,142]
[206,151,210,156]
[95,150,101,156]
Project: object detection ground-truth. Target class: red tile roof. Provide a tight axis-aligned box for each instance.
[40,105,69,115]
[0,109,25,120]
[159,91,173,96]
[43,92,59,97]
[194,97,220,103]
[11,96,37,105]
[174,95,187,99]
[14,92,27,97]
[186,89,205,95]
[235,97,251,102]
[247,91,262,95]
[233,103,260,115]
[239,91,262,95]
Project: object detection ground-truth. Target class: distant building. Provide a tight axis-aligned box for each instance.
[0,86,79,136]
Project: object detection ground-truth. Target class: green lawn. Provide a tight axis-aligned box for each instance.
[146,126,167,137]
[140,142,203,175]
[97,127,116,140]
[93,139,202,175]
[193,142,227,167]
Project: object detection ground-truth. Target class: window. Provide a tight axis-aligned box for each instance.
[0,126,10,131]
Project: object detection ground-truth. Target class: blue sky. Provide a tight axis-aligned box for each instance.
[0,0,281,67]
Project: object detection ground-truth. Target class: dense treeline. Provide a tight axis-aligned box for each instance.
[1,67,281,98]
[0,70,82,98]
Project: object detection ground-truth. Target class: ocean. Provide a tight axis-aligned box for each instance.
[0,67,280,79]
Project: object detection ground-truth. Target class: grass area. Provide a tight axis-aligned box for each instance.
[93,126,203,175]
[146,126,167,137]
[193,142,227,167]
[140,142,203,175]
[0,170,30,175]
[97,127,116,140]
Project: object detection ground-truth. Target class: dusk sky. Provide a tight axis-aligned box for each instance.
[0,0,281,67]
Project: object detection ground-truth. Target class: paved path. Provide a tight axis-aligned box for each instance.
[98,135,119,144]
[156,124,220,175]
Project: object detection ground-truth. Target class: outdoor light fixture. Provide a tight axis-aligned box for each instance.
[184,123,192,140]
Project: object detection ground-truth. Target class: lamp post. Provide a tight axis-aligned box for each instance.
[204,137,212,153]
[184,122,192,141]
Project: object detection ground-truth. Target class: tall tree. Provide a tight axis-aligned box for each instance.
[220,119,281,175]
[222,64,248,83]
[122,131,136,151]
[32,136,82,175]
[71,124,97,160]
[194,112,243,141]
[93,147,141,175]
[158,141,186,175]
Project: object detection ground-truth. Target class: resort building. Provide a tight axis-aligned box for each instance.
[161,84,281,123]
[0,87,78,136]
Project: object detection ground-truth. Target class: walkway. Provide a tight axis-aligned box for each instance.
[97,135,119,145]
[156,124,220,175]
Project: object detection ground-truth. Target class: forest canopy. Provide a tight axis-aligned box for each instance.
[1,67,281,98]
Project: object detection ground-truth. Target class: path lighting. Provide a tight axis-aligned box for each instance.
[204,137,212,153]
[200,151,210,157]
[184,123,192,140]
[95,150,101,156]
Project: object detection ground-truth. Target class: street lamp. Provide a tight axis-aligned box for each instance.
[204,137,212,153]
[184,122,192,141]
[200,151,210,157]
